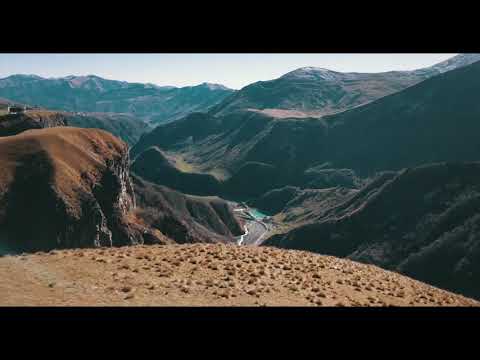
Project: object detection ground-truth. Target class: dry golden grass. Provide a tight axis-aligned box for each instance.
[0,127,127,212]
[166,152,197,173]
[0,244,477,307]
[164,151,229,181]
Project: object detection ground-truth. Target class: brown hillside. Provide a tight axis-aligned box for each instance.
[0,127,147,253]
[0,244,477,306]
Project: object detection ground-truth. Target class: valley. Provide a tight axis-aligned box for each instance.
[2,53,480,306]
[232,203,272,245]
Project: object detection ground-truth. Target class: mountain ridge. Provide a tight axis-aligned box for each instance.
[132,57,480,197]
[210,53,480,117]
[0,74,234,125]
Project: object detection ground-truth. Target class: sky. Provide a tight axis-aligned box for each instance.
[0,54,456,90]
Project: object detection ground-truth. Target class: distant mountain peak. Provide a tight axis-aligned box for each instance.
[1,74,44,81]
[281,67,341,81]
[198,82,231,91]
[295,66,332,73]
[428,53,480,73]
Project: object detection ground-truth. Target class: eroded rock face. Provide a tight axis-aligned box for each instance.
[0,127,146,254]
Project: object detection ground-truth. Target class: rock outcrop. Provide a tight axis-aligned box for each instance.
[0,110,67,137]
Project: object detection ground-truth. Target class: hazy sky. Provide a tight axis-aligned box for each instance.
[0,54,456,89]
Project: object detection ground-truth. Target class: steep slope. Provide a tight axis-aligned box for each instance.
[132,175,243,244]
[0,75,234,125]
[252,185,358,226]
[130,110,330,196]
[132,59,480,197]
[130,110,365,197]
[415,53,480,76]
[318,59,480,175]
[265,162,480,300]
[0,99,150,145]
[0,127,165,254]
[0,110,67,137]
[131,147,223,196]
[0,244,477,306]
[212,68,423,117]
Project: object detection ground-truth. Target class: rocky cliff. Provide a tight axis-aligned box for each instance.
[0,127,161,254]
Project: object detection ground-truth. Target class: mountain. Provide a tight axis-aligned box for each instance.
[0,97,151,145]
[1,54,478,129]
[0,97,23,109]
[1,243,477,306]
[317,59,480,175]
[211,53,480,117]
[130,110,328,197]
[132,175,243,244]
[131,141,300,200]
[0,75,234,125]
[132,58,480,197]
[64,112,151,146]
[265,162,480,300]
[0,127,147,253]
[212,68,422,117]
[131,146,223,196]
[415,53,480,76]
[0,126,245,254]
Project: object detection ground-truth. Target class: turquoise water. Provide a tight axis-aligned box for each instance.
[249,208,268,220]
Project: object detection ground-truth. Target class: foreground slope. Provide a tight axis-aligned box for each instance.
[0,244,477,306]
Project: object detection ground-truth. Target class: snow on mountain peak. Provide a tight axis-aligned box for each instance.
[281,67,341,81]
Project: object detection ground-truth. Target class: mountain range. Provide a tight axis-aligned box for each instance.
[131,54,480,196]
[210,53,480,117]
[127,54,480,299]
[2,53,480,304]
[0,75,233,125]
